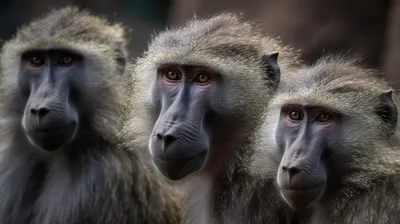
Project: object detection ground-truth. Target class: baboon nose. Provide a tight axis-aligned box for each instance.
[30,107,50,118]
[281,165,301,177]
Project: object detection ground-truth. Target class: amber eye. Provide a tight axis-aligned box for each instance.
[288,110,303,121]
[194,73,211,85]
[164,69,181,82]
[317,113,331,122]
[59,56,73,65]
[28,55,45,66]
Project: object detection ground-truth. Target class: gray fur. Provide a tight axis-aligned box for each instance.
[123,13,305,224]
[254,55,400,224]
[0,7,182,224]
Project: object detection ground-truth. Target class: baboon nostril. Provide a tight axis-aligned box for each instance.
[38,108,49,117]
[282,166,301,176]
[156,133,163,139]
[164,135,176,146]
[30,107,50,118]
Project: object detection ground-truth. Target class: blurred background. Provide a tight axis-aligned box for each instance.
[0,0,399,87]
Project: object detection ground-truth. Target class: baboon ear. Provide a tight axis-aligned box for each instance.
[262,51,281,92]
[376,89,398,136]
[114,40,127,75]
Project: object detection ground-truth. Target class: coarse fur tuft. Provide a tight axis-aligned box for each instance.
[0,7,182,224]
[122,13,304,224]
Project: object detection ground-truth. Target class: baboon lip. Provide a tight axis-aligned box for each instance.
[282,180,325,191]
[153,150,207,162]
[280,180,325,209]
[27,123,76,134]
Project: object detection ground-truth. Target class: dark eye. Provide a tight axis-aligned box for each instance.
[28,55,45,66]
[164,69,181,82]
[316,113,331,122]
[59,56,73,66]
[193,73,212,85]
[288,110,303,121]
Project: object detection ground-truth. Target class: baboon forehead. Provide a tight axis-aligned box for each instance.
[278,71,386,104]
[152,29,262,54]
[147,35,267,77]
[150,13,263,56]
[181,12,257,40]
[16,7,124,46]
[292,61,387,90]
[146,13,288,76]
[277,62,391,107]
[271,87,383,115]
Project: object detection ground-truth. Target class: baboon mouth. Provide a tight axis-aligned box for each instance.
[26,122,78,152]
[28,123,76,134]
[283,180,325,191]
[154,152,204,162]
[153,151,207,180]
[280,181,325,209]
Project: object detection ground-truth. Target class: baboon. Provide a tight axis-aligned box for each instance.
[0,7,181,224]
[260,55,400,223]
[123,13,306,223]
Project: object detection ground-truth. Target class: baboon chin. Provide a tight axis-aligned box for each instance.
[25,123,78,151]
[279,182,325,209]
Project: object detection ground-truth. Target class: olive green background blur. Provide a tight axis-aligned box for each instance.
[1,0,399,87]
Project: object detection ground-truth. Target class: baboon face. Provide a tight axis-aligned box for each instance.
[0,7,126,153]
[275,104,333,208]
[138,14,284,181]
[148,52,280,180]
[273,66,398,209]
[20,49,84,151]
[149,65,220,180]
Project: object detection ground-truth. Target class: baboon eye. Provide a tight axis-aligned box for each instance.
[59,56,73,66]
[28,55,45,66]
[164,69,181,82]
[288,110,303,121]
[194,73,212,85]
[316,113,331,122]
